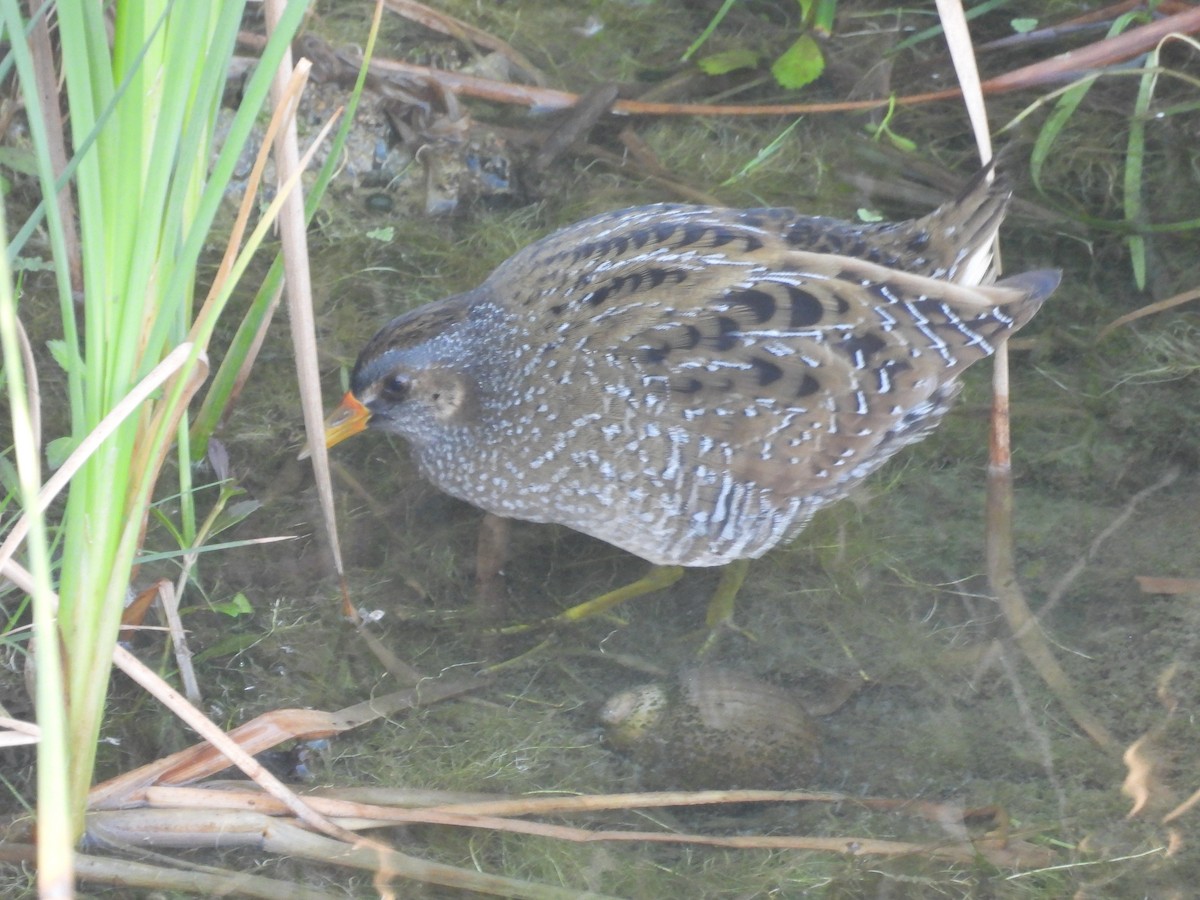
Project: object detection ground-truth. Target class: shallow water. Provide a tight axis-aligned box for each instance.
[6,1,1200,896]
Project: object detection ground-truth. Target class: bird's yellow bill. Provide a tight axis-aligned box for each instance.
[297,392,370,461]
[323,391,371,449]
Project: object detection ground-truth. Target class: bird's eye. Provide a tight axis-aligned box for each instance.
[379,375,410,403]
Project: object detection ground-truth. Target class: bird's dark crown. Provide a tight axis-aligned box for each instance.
[350,292,475,396]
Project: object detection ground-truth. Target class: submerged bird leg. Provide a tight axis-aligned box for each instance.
[704,558,750,629]
[473,513,512,659]
[484,559,759,671]
[497,564,685,636]
[696,559,758,655]
[482,565,687,674]
[494,559,754,654]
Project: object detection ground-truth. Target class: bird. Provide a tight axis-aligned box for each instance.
[322,159,1059,630]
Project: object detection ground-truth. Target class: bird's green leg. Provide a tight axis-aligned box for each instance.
[704,558,750,629]
[484,565,687,672]
[498,564,685,635]
[696,559,757,655]
[555,564,686,622]
[486,562,756,671]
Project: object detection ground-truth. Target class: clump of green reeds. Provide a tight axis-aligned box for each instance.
[0,0,310,885]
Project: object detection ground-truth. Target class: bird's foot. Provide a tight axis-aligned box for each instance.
[495,564,685,636]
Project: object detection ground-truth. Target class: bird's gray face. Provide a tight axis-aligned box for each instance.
[349,350,477,446]
[320,337,477,452]
[364,364,472,439]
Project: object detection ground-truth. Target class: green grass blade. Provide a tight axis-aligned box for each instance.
[0,171,74,900]
[681,0,738,62]
[1124,48,1159,291]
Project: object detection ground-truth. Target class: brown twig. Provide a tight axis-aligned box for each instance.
[0,844,343,900]
[116,784,1055,869]
[982,5,1200,96]
[984,343,1118,752]
[360,7,1200,117]
[1097,285,1200,341]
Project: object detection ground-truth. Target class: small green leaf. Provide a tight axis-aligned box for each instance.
[1011,18,1038,34]
[770,34,825,90]
[46,339,81,373]
[192,630,260,663]
[882,130,917,152]
[211,591,254,618]
[857,208,884,223]
[45,436,77,470]
[365,226,394,242]
[863,94,919,153]
[0,454,20,496]
[210,498,262,537]
[697,48,760,76]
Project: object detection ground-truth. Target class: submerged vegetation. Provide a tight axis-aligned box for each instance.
[2,0,1199,896]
